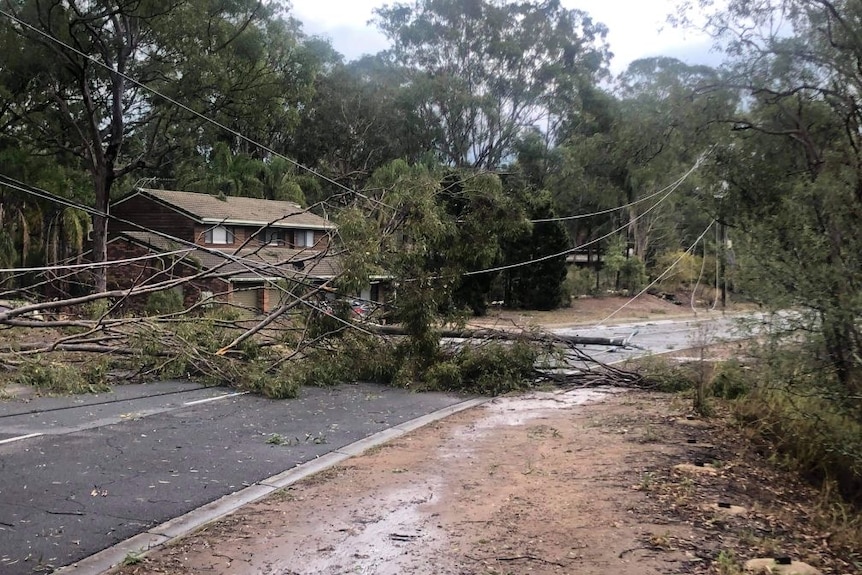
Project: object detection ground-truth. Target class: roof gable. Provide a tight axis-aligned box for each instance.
[117,188,334,230]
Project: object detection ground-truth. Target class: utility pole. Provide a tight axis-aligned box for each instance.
[716,181,729,313]
[719,218,727,311]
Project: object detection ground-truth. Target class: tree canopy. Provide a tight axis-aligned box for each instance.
[373,0,611,169]
[0,0,319,290]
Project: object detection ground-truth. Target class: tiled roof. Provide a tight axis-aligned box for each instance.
[128,188,334,229]
[117,231,341,281]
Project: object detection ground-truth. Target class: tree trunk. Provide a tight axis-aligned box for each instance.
[368,324,633,347]
[91,173,110,293]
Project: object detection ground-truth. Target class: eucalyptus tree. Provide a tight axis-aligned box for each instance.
[373,0,610,170]
[610,57,732,260]
[0,0,316,291]
[289,54,435,193]
[677,0,862,396]
[535,57,733,280]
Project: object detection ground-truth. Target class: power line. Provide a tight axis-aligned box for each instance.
[530,153,706,223]
[0,174,321,288]
[0,248,194,274]
[463,154,699,277]
[0,8,719,322]
[0,174,377,336]
[596,220,716,325]
[0,7,376,206]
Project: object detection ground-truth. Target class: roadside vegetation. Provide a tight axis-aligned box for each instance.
[631,334,862,556]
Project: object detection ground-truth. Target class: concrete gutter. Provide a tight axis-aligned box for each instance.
[54,397,488,575]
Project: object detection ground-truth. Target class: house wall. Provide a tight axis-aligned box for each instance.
[312,230,330,251]
[106,239,230,312]
[110,195,197,242]
[190,224,331,251]
[252,228,331,250]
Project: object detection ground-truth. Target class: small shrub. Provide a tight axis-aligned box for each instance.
[634,356,697,393]
[619,256,647,293]
[712,359,750,399]
[735,385,862,506]
[653,250,703,292]
[714,550,743,575]
[83,299,111,320]
[565,267,595,297]
[121,552,143,566]
[144,289,184,316]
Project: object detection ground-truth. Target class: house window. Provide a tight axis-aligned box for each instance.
[205,225,234,245]
[293,230,316,248]
[258,228,285,245]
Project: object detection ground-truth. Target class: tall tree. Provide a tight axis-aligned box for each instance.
[611,57,732,260]
[680,0,862,396]
[537,57,733,273]
[373,0,610,169]
[0,0,315,291]
[290,54,434,191]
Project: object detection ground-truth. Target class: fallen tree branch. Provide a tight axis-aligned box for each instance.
[368,324,633,347]
[6,342,156,355]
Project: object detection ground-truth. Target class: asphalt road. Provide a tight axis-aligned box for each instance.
[553,311,758,364]
[0,312,761,574]
[0,381,466,574]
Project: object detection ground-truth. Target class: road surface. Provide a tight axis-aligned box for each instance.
[553,312,758,364]
[0,312,759,574]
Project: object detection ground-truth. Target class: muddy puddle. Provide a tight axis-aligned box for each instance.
[469,387,615,430]
[266,482,447,575]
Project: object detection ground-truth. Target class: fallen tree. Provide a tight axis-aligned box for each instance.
[0,166,650,397]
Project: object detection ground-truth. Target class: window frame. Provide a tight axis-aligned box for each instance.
[205,225,234,245]
[258,227,285,246]
[293,229,317,248]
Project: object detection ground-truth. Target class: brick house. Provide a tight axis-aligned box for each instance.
[106,188,350,313]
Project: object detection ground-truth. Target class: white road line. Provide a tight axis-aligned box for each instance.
[0,432,44,445]
[182,392,249,407]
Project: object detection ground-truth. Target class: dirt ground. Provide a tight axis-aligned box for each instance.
[466,294,700,330]
[113,387,857,575]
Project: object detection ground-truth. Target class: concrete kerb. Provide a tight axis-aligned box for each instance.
[52,532,170,575]
[394,398,488,434]
[149,484,274,539]
[53,395,490,575]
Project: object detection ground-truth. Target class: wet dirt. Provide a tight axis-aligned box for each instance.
[114,389,858,575]
[466,294,700,329]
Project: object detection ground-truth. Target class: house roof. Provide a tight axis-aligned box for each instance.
[115,231,342,281]
[118,188,335,230]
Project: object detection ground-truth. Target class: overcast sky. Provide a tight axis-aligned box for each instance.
[289,0,721,74]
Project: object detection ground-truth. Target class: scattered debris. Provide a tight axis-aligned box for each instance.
[675,418,714,429]
[744,557,822,574]
[673,463,718,476]
[704,502,748,516]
